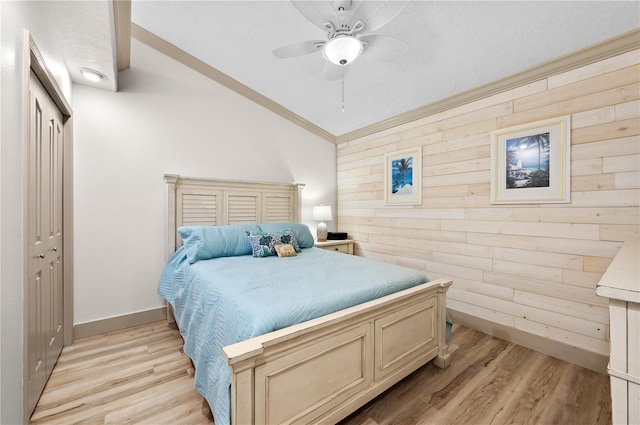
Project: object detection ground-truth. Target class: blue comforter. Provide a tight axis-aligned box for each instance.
[158,247,430,425]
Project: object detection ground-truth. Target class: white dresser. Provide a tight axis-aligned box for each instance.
[596,239,640,425]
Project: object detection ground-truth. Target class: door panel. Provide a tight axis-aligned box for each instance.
[26,69,65,416]
[48,109,64,371]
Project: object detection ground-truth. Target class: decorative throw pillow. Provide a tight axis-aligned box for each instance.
[277,229,301,252]
[246,232,274,257]
[246,230,301,257]
[258,222,315,249]
[274,243,297,257]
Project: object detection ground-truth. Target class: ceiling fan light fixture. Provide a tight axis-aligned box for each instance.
[323,36,362,66]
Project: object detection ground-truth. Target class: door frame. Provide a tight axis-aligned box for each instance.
[23,32,74,419]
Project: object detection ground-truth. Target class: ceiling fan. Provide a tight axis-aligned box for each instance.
[273,0,410,80]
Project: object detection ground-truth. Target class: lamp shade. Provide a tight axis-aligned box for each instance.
[312,205,333,221]
[322,36,363,66]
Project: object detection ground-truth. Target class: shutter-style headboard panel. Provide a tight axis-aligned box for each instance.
[165,175,305,257]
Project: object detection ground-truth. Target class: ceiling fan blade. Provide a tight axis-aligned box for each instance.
[291,1,339,31]
[324,61,348,81]
[273,40,325,58]
[349,0,409,33]
[360,35,408,62]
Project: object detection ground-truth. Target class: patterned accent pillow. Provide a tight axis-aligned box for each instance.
[246,229,301,257]
[246,232,273,257]
[274,243,297,257]
[258,222,315,249]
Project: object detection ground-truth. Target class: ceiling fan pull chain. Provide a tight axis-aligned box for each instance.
[341,73,345,113]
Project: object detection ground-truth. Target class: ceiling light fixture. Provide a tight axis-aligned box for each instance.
[322,35,363,66]
[80,68,106,82]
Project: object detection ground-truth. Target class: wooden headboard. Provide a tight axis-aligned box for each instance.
[165,174,305,258]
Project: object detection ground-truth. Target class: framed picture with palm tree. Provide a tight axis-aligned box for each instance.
[384,146,422,205]
[491,115,571,204]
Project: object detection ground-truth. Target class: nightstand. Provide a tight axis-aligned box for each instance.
[315,239,354,255]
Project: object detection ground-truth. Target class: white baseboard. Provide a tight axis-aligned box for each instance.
[448,309,608,374]
[73,307,167,340]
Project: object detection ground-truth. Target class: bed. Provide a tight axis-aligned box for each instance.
[160,175,452,425]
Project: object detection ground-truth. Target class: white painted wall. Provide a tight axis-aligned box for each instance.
[72,38,336,325]
[0,2,73,423]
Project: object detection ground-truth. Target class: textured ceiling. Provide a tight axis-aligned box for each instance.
[40,1,638,138]
[30,0,118,92]
[129,1,639,138]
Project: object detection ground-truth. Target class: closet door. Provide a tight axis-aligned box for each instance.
[26,69,64,415]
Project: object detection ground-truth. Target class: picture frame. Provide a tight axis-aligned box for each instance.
[490,116,571,204]
[384,147,422,205]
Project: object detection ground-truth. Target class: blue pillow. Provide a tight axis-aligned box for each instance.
[178,223,260,263]
[258,222,315,248]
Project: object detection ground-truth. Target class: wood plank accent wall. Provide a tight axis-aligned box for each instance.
[336,49,640,369]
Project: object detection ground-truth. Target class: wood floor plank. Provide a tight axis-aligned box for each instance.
[34,349,190,413]
[102,377,197,424]
[31,321,611,425]
[476,348,546,424]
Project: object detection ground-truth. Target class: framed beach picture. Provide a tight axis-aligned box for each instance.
[384,147,422,205]
[491,116,571,204]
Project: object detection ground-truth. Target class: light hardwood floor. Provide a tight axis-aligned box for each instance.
[31,320,611,425]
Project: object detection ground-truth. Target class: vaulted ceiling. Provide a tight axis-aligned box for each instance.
[41,1,640,142]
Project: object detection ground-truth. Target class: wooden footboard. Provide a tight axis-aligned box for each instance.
[223,278,452,425]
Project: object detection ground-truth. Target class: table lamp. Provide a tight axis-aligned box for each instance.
[312,204,332,242]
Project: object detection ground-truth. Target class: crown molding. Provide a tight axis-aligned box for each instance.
[336,28,640,144]
[113,0,131,72]
[131,23,337,143]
